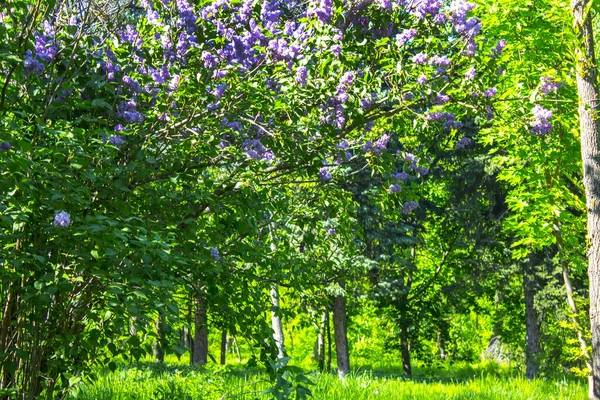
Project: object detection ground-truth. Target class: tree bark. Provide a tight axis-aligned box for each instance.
[523,254,541,379]
[571,1,600,397]
[400,326,412,376]
[153,314,165,363]
[192,296,208,365]
[270,284,286,360]
[317,311,327,371]
[220,330,227,365]
[326,311,332,372]
[333,281,350,377]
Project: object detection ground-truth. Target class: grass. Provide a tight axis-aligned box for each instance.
[68,356,587,400]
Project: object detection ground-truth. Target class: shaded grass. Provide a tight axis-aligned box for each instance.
[68,358,586,400]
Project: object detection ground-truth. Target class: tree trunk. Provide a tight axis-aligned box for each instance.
[523,254,541,379]
[400,327,411,376]
[326,311,332,372]
[333,281,350,377]
[220,330,227,365]
[192,296,208,365]
[270,284,286,360]
[437,331,446,362]
[571,0,600,397]
[318,312,326,371]
[153,314,165,363]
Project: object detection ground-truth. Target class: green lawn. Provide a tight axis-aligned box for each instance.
[68,358,587,400]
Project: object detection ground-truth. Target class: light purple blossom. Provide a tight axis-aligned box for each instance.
[396,29,417,47]
[465,67,476,80]
[540,76,563,96]
[417,74,428,85]
[319,166,332,182]
[389,184,402,193]
[531,104,553,136]
[54,211,71,227]
[491,39,506,57]
[296,66,308,86]
[484,87,497,98]
[401,201,419,214]
[211,247,220,260]
[455,137,473,150]
[412,52,428,65]
[340,71,356,86]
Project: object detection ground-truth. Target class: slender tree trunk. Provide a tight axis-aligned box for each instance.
[270,284,286,360]
[318,312,326,371]
[192,296,208,365]
[153,314,165,363]
[437,331,446,362]
[571,0,600,397]
[523,254,541,379]
[333,281,350,377]
[326,311,332,372]
[220,330,227,365]
[400,326,412,376]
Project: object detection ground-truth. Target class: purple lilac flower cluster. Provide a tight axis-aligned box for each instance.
[319,166,332,182]
[0,142,12,152]
[455,136,473,150]
[24,26,57,75]
[117,100,144,124]
[363,133,390,155]
[244,139,276,161]
[396,29,417,47]
[401,201,419,214]
[426,112,462,130]
[210,247,220,260]
[389,184,402,193]
[530,104,553,136]
[540,77,562,96]
[491,39,506,57]
[54,211,71,227]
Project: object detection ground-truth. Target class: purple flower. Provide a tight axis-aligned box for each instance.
[491,39,506,57]
[108,135,126,146]
[315,0,333,24]
[392,172,409,182]
[373,133,391,155]
[319,167,332,182]
[411,0,442,19]
[531,104,553,136]
[0,142,12,151]
[430,55,451,67]
[433,93,450,104]
[210,247,220,260]
[417,74,428,85]
[327,228,336,235]
[455,137,473,150]
[336,139,349,149]
[210,83,227,98]
[401,201,419,214]
[540,76,563,96]
[484,87,497,98]
[24,50,44,76]
[296,66,308,86]
[396,29,417,47]
[340,71,356,86]
[331,44,342,57]
[412,52,428,65]
[465,67,476,80]
[389,184,402,194]
[54,211,71,227]
[34,33,57,63]
[202,51,218,69]
[117,100,144,124]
